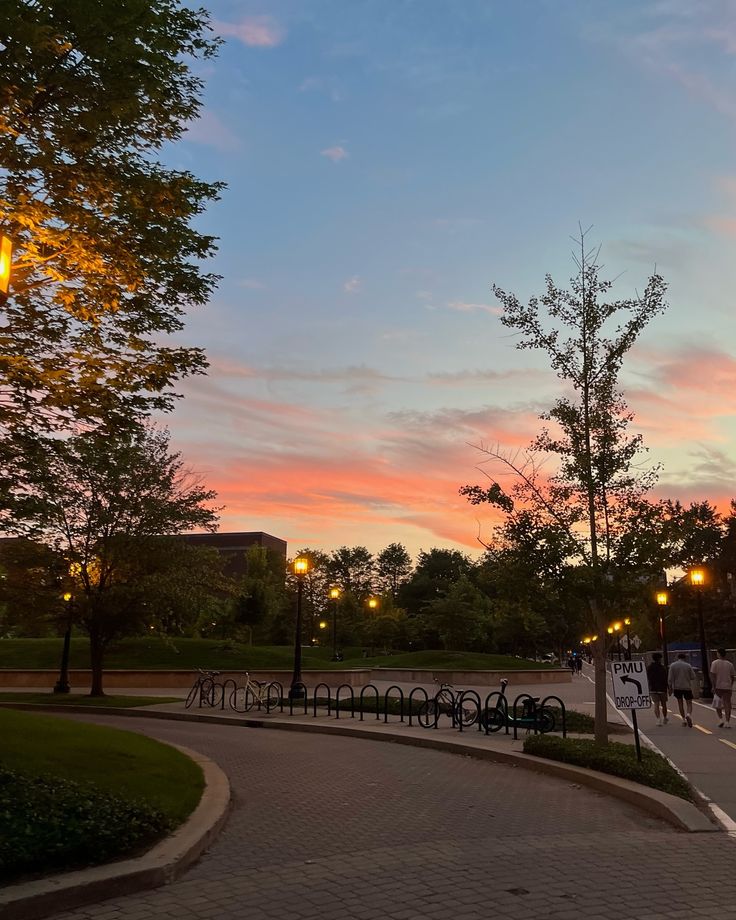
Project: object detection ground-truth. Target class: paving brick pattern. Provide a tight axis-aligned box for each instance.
[52,717,734,920]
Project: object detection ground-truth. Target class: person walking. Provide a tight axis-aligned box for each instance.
[647,652,669,725]
[668,653,696,727]
[710,648,735,728]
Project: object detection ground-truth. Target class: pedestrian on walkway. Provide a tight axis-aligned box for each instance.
[575,656,583,675]
[668,653,696,727]
[710,648,735,729]
[647,652,668,725]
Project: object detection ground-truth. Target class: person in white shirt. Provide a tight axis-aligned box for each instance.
[710,648,735,728]
[668,653,696,727]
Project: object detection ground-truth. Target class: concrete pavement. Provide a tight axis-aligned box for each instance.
[47,714,734,920]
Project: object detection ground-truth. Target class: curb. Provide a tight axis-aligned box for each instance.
[0,743,231,920]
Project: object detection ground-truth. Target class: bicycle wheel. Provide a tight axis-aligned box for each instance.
[185,681,200,709]
[537,708,556,734]
[199,678,215,707]
[482,705,505,733]
[244,687,258,711]
[264,683,280,711]
[457,699,478,727]
[418,699,438,727]
[230,685,247,712]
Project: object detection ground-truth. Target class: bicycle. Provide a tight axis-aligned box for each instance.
[185,668,222,709]
[229,672,282,713]
[418,681,479,727]
[481,679,556,733]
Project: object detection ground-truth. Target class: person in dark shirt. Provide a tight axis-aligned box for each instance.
[647,652,669,725]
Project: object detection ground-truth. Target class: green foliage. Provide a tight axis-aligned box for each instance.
[0,693,180,706]
[523,735,693,801]
[424,575,491,651]
[0,0,223,429]
[0,766,171,882]
[0,708,203,822]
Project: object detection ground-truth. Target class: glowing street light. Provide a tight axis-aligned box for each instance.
[689,567,712,699]
[329,586,341,661]
[656,590,670,669]
[290,557,310,700]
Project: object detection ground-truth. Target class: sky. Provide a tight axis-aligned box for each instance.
[164,0,736,559]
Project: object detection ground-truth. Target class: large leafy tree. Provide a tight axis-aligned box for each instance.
[0,0,222,429]
[1,425,219,694]
[462,232,667,743]
[376,543,413,599]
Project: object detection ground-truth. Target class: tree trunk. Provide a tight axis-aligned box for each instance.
[590,598,609,745]
[89,634,106,696]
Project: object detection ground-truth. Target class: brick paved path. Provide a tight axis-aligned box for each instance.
[53,716,732,920]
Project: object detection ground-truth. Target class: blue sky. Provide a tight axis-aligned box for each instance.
[165,0,736,557]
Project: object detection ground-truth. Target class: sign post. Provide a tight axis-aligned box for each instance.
[611,660,651,762]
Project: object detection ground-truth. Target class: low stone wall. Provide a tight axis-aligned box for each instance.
[0,669,373,690]
[0,666,569,690]
[371,668,571,686]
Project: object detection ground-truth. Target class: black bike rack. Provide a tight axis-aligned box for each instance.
[407,687,429,726]
[288,683,309,715]
[383,685,405,723]
[511,693,537,741]
[267,680,284,713]
[456,689,482,733]
[359,684,380,721]
[482,690,508,735]
[220,678,238,711]
[539,694,567,738]
[335,684,355,719]
[313,682,332,717]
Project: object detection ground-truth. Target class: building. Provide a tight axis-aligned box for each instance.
[181,532,287,578]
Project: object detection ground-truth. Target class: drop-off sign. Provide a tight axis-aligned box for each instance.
[611,660,651,711]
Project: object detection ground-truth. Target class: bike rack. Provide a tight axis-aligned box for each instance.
[312,682,332,717]
[359,684,380,722]
[266,680,284,713]
[220,678,238,711]
[335,684,355,719]
[539,694,567,738]
[288,683,309,715]
[482,691,508,735]
[511,693,537,741]
[456,689,482,733]
[407,687,429,726]
[383,685,405,723]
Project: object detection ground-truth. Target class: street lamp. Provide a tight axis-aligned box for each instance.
[656,590,670,669]
[690,567,712,700]
[623,617,633,661]
[54,591,73,694]
[0,233,12,304]
[329,586,341,661]
[289,556,310,700]
[367,597,378,611]
[607,622,623,661]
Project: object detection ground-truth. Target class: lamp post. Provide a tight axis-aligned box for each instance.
[690,568,713,700]
[289,557,310,700]
[329,587,341,661]
[656,590,670,670]
[0,233,12,305]
[54,591,73,694]
[623,617,633,661]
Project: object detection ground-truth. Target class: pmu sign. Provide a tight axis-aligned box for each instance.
[611,660,651,711]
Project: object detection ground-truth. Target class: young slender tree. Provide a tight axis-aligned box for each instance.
[462,231,667,744]
[1,425,219,694]
[0,1,223,431]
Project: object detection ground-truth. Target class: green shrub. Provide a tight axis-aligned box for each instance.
[0,766,171,882]
[523,734,693,801]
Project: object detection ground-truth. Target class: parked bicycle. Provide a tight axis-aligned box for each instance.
[185,668,222,709]
[418,681,479,727]
[481,679,556,733]
[229,672,282,713]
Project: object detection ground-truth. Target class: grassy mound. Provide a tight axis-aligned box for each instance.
[523,734,693,801]
[0,709,203,881]
[0,637,554,672]
[0,693,180,707]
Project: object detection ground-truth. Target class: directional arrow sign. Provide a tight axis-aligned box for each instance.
[611,660,651,711]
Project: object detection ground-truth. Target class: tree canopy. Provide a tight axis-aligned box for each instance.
[0,0,223,430]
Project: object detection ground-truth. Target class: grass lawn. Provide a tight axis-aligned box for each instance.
[0,692,181,707]
[0,637,554,672]
[0,708,203,823]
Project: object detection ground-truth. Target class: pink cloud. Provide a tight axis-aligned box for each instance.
[321,145,349,163]
[185,109,241,152]
[216,16,285,48]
